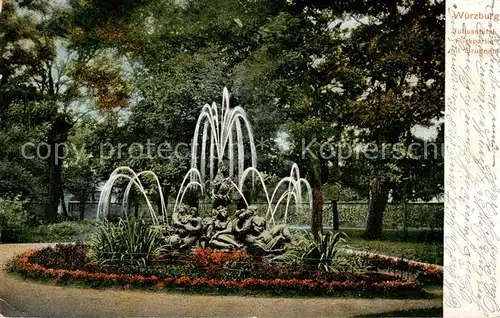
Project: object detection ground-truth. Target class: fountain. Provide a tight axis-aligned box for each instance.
[97,87,312,253]
[97,167,167,225]
[191,87,257,186]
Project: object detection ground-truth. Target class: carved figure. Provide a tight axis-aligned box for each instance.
[208,206,242,249]
[167,205,202,249]
[234,206,291,254]
[234,206,264,244]
[253,224,292,254]
[210,163,233,208]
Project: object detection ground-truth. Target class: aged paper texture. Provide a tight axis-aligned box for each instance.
[445,1,500,317]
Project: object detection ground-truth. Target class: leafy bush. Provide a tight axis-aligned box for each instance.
[22,221,98,243]
[89,218,166,266]
[189,248,250,277]
[277,231,365,274]
[28,244,88,270]
[0,197,28,242]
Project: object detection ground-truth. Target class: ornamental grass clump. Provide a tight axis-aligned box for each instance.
[89,218,166,266]
[277,231,365,275]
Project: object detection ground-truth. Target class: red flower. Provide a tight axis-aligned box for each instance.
[154,282,165,288]
[176,276,191,285]
[10,247,425,294]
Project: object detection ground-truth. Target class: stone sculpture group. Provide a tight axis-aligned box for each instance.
[166,204,292,254]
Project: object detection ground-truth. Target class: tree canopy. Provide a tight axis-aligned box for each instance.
[0,0,443,235]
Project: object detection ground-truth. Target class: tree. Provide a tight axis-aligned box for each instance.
[63,119,100,220]
[337,0,444,239]
[73,0,290,208]
[234,9,365,235]
[0,0,134,222]
[0,1,57,206]
[353,1,444,238]
[234,0,444,237]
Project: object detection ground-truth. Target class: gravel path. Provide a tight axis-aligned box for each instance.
[0,244,442,317]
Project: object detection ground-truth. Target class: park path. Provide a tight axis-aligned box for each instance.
[0,244,442,317]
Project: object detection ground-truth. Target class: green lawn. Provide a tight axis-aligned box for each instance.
[342,228,443,265]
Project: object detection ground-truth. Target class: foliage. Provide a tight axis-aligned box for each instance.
[360,252,442,282]
[323,183,360,202]
[0,197,28,242]
[88,219,166,266]
[21,221,99,243]
[63,119,100,219]
[0,0,132,222]
[28,243,88,270]
[190,248,250,275]
[0,2,55,203]
[341,228,443,244]
[349,240,443,266]
[234,7,365,233]
[317,202,443,230]
[340,0,444,238]
[103,0,285,204]
[0,128,47,201]
[0,0,444,232]
[276,231,363,274]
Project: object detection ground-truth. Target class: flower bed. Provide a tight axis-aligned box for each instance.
[6,245,434,296]
[359,252,443,283]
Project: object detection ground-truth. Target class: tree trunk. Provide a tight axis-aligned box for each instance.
[310,154,323,236]
[363,176,390,240]
[45,116,72,223]
[45,151,62,222]
[403,193,408,241]
[60,190,68,219]
[311,186,324,235]
[78,193,87,221]
[332,200,339,231]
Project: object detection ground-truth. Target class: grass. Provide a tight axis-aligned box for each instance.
[342,228,443,265]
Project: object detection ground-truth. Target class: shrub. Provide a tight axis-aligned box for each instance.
[89,218,166,266]
[276,231,365,274]
[188,248,252,279]
[0,197,28,242]
[28,244,88,270]
[22,221,99,243]
[191,248,249,268]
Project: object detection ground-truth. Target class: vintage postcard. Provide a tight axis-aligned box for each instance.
[0,0,458,317]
